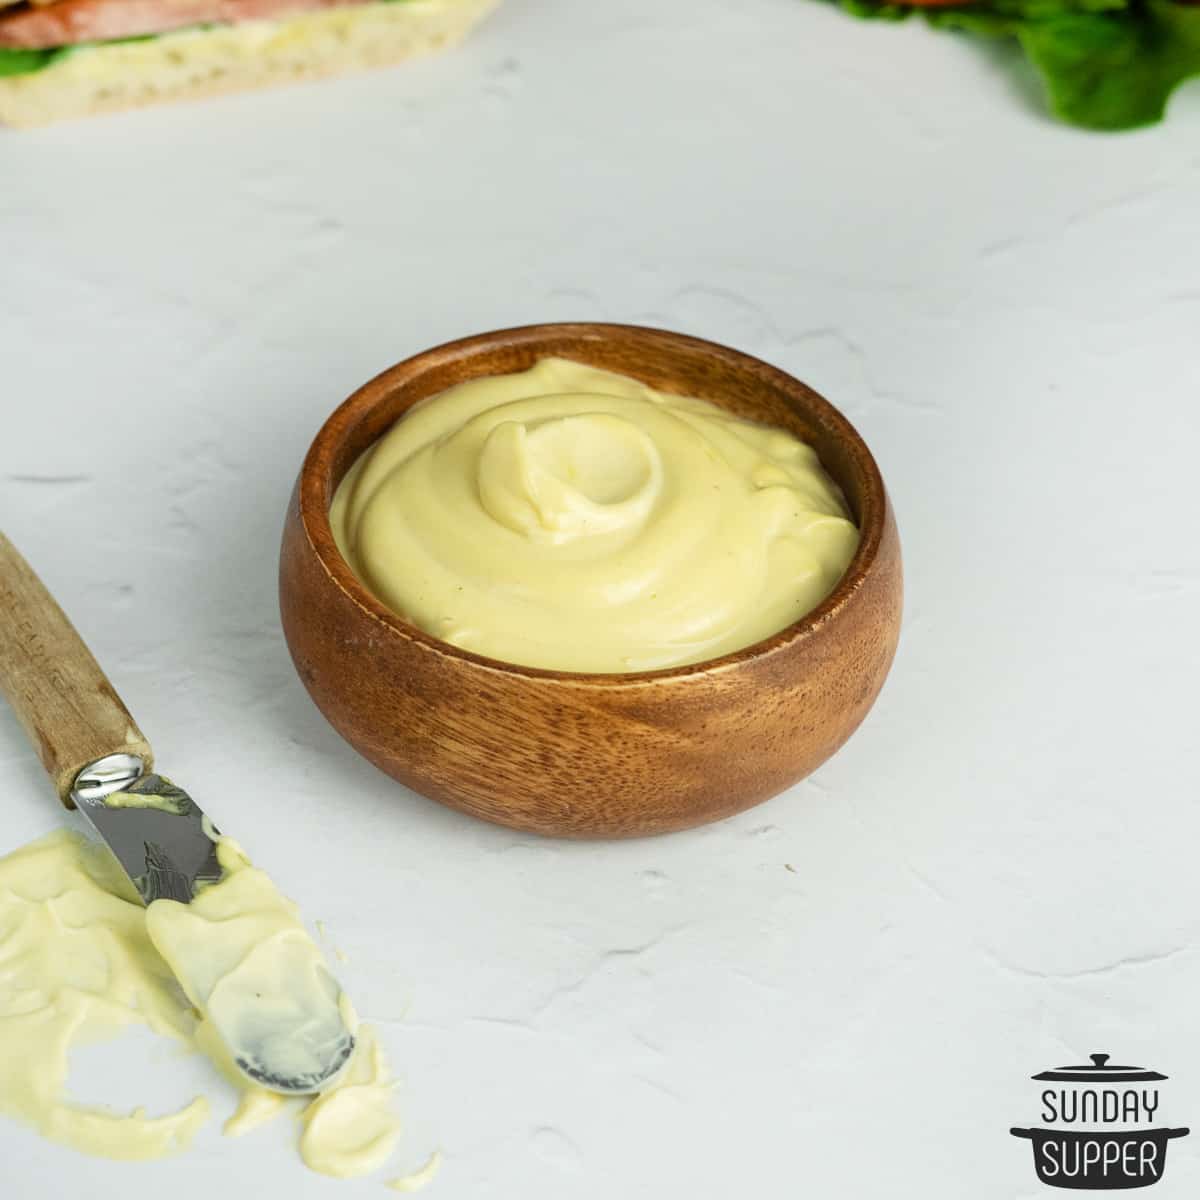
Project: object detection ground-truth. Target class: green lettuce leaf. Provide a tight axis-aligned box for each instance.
[0,47,67,77]
[0,31,216,80]
[1018,0,1200,127]
[833,0,1200,129]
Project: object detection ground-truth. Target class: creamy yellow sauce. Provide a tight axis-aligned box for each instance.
[300,1024,401,1176]
[388,1149,443,1191]
[145,838,353,1094]
[0,829,405,1179]
[103,789,191,815]
[331,358,859,672]
[0,831,208,1160]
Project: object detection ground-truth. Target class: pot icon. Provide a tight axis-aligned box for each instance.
[1011,1053,1189,1190]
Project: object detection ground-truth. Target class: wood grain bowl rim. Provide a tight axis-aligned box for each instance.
[295,322,889,687]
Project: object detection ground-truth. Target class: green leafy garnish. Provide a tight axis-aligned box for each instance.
[0,30,223,80]
[833,0,1200,129]
[0,47,70,77]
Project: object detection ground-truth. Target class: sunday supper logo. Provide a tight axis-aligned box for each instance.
[1011,1053,1189,1190]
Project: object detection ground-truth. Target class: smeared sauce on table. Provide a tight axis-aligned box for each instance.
[0,829,422,1183]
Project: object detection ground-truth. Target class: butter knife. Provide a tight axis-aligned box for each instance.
[0,530,354,1094]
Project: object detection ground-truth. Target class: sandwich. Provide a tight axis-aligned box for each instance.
[0,0,498,126]
[832,0,1200,130]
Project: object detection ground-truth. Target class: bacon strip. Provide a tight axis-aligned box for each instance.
[0,0,363,49]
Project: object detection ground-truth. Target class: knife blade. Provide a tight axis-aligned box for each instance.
[71,756,223,903]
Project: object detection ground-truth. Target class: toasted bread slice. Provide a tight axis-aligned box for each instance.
[0,0,498,127]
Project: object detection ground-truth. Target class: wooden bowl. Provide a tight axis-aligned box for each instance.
[279,323,902,837]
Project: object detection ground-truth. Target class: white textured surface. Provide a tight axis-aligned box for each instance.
[2,0,1200,1196]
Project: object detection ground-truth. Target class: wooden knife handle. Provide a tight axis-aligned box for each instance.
[0,531,153,807]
